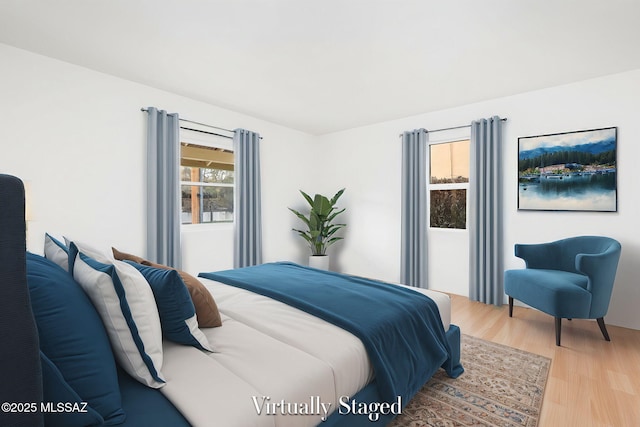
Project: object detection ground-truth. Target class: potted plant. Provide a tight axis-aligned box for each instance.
[289,189,346,269]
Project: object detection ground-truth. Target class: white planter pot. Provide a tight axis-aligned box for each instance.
[308,255,330,270]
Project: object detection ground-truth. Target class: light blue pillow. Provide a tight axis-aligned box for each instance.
[69,243,165,389]
[40,351,104,427]
[27,253,125,426]
[126,262,212,352]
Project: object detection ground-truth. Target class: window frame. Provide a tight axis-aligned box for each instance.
[180,131,235,228]
[428,137,470,231]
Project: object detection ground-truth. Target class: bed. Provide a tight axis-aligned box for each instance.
[0,174,462,427]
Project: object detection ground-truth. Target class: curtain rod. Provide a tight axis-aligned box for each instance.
[399,117,507,137]
[180,126,233,140]
[140,107,235,133]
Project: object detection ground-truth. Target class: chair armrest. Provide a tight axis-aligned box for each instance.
[576,243,621,318]
[514,242,560,269]
[575,247,621,292]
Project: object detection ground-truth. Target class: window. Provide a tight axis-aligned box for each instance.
[429,139,470,229]
[180,142,234,224]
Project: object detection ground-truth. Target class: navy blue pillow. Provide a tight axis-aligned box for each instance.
[27,253,126,426]
[126,262,212,351]
[40,351,104,427]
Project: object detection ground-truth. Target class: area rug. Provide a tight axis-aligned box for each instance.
[388,334,550,427]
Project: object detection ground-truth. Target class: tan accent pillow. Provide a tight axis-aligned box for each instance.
[112,248,222,328]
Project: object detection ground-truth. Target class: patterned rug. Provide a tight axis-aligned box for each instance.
[389,334,550,427]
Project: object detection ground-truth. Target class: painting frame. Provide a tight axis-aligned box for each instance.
[517,127,617,212]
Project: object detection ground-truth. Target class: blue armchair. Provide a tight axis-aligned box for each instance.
[504,236,621,346]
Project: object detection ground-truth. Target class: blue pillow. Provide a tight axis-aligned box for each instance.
[27,253,126,426]
[126,262,212,352]
[40,351,104,427]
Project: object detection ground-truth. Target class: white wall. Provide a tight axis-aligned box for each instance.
[317,69,640,330]
[2,42,638,330]
[0,43,317,275]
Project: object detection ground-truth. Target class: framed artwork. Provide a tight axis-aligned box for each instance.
[518,127,617,212]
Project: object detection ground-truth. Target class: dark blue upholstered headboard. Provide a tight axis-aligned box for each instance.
[0,174,44,426]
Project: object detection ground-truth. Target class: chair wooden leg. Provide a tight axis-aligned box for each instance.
[597,317,611,341]
[555,317,562,346]
[508,296,513,317]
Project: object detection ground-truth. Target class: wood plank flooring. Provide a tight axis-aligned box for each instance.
[449,294,640,427]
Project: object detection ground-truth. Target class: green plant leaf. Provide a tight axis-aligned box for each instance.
[326,207,346,223]
[330,188,345,205]
[292,229,312,240]
[300,190,314,207]
[326,237,344,247]
[309,211,321,231]
[325,225,345,238]
[288,208,311,227]
[313,194,332,217]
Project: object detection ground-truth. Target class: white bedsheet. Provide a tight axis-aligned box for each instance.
[159,278,451,427]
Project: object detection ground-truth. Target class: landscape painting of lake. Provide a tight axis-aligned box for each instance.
[518,127,617,212]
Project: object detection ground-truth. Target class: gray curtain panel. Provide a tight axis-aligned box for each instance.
[469,116,503,305]
[233,129,263,268]
[401,129,429,288]
[145,107,182,269]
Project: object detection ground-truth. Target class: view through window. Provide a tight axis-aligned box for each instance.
[180,142,234,224]
[429,139,470,229]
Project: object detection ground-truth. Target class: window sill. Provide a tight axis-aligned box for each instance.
[181,222,233,232]
[429,227,468,232]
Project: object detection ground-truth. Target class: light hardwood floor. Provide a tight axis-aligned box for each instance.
[449,294,640,427]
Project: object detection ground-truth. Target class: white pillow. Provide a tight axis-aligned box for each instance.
[44,233,69,271]
[64,237,110,263]
[69,242,165,388]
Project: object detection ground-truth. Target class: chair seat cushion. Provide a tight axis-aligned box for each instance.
[504,269,591,318]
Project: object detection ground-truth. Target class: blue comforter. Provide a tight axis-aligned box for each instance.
[199,262,463,404]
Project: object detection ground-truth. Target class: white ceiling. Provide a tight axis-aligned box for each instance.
[1,0,640,135]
